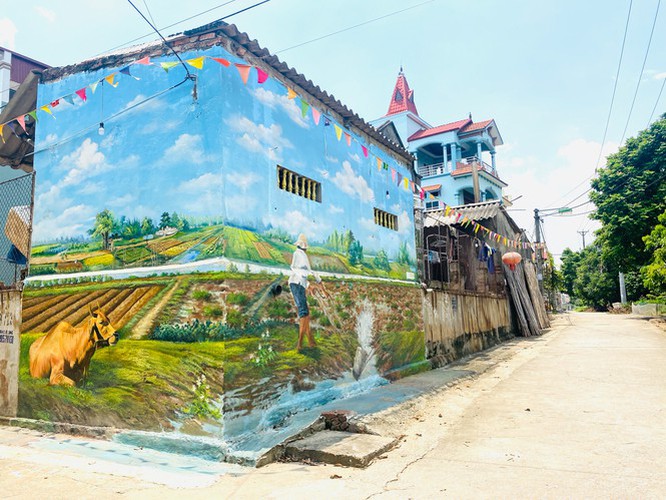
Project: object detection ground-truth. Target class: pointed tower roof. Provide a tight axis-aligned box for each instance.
[386,68,419,117]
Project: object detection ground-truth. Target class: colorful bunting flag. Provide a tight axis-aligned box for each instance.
[376,157,382,171]
[89,82,99,94]
[75,88,87,102]
[334,124,343,141]
[0,125,4,144]
[62,94,75,105]
[300,99,310,118]
[391,168,396,182]
[235,64,251,84]
[211,57,230,67]
[344,132,351,147]
[256,67,269,84]
[50,99,60,108]
[15,115,26,131]
[40,105,53,116]
[404,177,410,189]
[160,61,179,72]
[397,172,403,186]
[186,57,206,70]
[104,74,119,87]
[312,107,321,125]
[287,88,298,99]
[133,56,151,65]
[27,111,37,122]
[361,145,368,157]
[120,66,140,80]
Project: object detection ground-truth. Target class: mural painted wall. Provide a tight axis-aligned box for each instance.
[18,39,425,460]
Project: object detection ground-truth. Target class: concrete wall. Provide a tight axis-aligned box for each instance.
[422,289,512,367]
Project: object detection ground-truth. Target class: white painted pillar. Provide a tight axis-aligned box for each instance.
[0,290,22,417]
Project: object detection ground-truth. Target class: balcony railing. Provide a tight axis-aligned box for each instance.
[418,156,498,179]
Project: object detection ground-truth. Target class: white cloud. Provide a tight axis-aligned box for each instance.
[107,194,136,207]
[142,119,180,135]
[163,133,207,164]
[33,204,95,242]
[34,6,56,22]
[331,160,375,203]
[329,204,344,214]
[252,88,310,128]
[227,172,261,191]
[397,210,411,235]
[359,217,378,233]
[263,210,330,241]
[325,155,339,164]
[227,115,292,162]
[177,172,224,194]
[504,137,617,259]
[654,72,666,80]
[0,18,17,49]
[349,153,361,163]
[122,94,165,114]
[58,138,110,186]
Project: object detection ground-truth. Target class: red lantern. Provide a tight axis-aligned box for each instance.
[502,252,522,271]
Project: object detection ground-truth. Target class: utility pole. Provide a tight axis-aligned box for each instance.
[534,208,543,294]
[577,230,589,249]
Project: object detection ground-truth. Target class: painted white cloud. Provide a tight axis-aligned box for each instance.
[34,6,56,22]
[348,153,361,163]
[252,88,310,128]
[33,204,95,242]
[0,18,17,49]
[163,133,207,164]
[107,194,136,207]
[177,172,224,194]
[397,210,411,235]
[359,217,378,233]
[227,172,261,191]
[58,138,110,187]
[328,204,344,214]
[227,115,293,162]
[325,155,339,164]
[317,168,330,179]
[263,210,330,241]
[331,160,375,203]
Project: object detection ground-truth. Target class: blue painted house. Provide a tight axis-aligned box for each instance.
[370,70,506,209]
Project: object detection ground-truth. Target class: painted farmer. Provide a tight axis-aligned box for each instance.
[289,234,323,350]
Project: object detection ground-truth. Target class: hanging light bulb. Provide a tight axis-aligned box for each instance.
[98,122,105,135]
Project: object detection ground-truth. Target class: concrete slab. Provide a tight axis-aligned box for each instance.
[284,430,398,468]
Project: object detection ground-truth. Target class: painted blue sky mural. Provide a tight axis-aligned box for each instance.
[31,44,416,275]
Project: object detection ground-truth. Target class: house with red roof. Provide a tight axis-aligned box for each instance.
[371,69,506,208]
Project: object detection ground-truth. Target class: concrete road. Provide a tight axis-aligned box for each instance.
[1,312,664,498]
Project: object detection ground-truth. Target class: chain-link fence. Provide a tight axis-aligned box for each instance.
[0,172,34,290]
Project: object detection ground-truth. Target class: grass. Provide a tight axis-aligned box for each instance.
[18,334,225,431]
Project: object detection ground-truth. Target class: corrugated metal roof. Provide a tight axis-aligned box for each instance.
[41,21,414,165]
[424,200,502,227]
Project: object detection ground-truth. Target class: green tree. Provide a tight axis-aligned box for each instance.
[642,208,666,299]
[560,248,581,296]
[397,241,413,265]
[573,245,618,310]
[90,209,116,250]
[171,212,182,230]
[373,250,391,271]
[159,212,171,229]
[123,218,142,239]
[348,239,364,266]
[141,217,156,236]
[589,115,666,300]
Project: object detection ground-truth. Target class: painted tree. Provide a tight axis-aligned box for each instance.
[159,212,171,229]
[90,209,116,250]
[373,250,391,271]
[141,217,156,236]
[171,212,182,230]
[348,239,364,266]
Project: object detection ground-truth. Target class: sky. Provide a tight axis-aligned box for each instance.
[1,0,665,261]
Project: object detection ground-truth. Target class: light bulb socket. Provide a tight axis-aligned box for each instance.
[98,122,105,135]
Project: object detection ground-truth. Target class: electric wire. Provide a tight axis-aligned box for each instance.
[545,0,633,210]
[101,0,243,56]
[619,0,661,145]
[275,0,435,54]
[126,0,192,79]
[647,74,666,127]
[141,0,157,26]
[25,77,191,160]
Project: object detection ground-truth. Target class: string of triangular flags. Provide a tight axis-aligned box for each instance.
[0,53,412,196]
[430,202,549,256]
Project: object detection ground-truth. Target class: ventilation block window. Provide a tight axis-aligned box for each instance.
[374,208,398,231]
[277,165,321,202]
